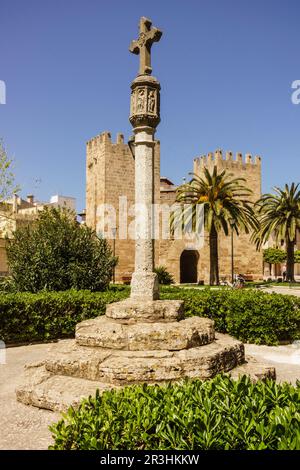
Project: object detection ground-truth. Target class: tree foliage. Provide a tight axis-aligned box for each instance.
[253,183,300,281]
[6,207,117,292]
[175,166,257,285]
[0,139,20,202]
[263,247,287,265]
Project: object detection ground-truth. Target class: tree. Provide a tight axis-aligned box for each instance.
[253,184,300,282]
[175,166,257,285]
[6,207,117,292]
[0,139,20,202]
[263,247,287,276]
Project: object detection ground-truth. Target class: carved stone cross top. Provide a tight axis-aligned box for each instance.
[129,17,162,75]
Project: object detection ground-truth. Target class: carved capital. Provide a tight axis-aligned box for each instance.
[129,75,160,129]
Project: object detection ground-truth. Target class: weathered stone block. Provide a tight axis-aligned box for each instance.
[43,334,245,385]
[130,271,159,301]
[16,363,118,412]
[229,356,276,382]
[76,316,214,351]
[105,299,184,323]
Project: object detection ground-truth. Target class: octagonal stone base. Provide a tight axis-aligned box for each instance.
[16,298,276,412]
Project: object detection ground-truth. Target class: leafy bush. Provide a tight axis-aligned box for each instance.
[50,375,300,450]
[154,266,174,285]
[1,287,300,345]
[161,287,300,345]
[0,289,128,343]
[6,207,117,292]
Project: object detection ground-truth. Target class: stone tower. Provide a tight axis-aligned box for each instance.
[193,150,262,282]
[86,131,160,282]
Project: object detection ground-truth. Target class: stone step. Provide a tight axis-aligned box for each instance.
[16,352,275,413]
[44,334,245,385]
[16,363,118,412]
[229,356,276,382]
[76,316,215,351]
[105,299,184,323]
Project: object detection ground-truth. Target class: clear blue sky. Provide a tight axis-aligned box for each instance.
[1,0,299,212]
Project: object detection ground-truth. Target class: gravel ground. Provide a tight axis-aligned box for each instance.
[1,340,300,450]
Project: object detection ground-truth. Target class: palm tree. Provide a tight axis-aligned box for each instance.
[175,166,257,285]
[252,183,300,282]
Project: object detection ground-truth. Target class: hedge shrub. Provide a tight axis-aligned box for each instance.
[161,287,300,345]
[1,287,300,345]
[0,288,127,343]
[50,375,300,450]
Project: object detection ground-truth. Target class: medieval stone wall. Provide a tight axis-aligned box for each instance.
[193,150,263,282]
[86,134,264,284]
[86,131,160,282]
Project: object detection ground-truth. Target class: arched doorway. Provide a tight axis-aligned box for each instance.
[180,250,199,283]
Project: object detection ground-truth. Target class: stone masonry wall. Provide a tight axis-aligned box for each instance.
[86,134,263,284]
[86,131,160,282]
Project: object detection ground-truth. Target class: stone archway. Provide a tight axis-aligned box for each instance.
[180,250,199,283]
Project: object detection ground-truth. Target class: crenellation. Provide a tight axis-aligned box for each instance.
[207,152,214,163]
[245,153,252,164]
[193,150,261,167]
[101,131,112,143]
[116,133,124,144]
[200,156,207,168]
[215,149,222,163]
[254,155,261,165]
[236,152,243,163]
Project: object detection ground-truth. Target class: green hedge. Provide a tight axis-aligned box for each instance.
[0,288,127,343]
[1,287,300,345]
[50,375,300,450]
[161,287,300,345]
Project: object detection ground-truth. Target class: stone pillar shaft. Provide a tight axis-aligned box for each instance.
[133,127,155,272]
[130,126,159,301]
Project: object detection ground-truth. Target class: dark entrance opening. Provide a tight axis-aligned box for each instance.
[180,250,199,283]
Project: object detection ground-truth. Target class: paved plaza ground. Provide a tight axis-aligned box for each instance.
[0,339,299,450]
[263,286,300,296]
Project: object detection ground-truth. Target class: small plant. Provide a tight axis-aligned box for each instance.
[154,266,174,285]
[49,375,300,450]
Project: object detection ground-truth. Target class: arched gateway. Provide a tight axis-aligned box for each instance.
[180,250,199,283]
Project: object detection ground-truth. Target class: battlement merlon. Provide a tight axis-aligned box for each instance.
[193,150,262,173]
[86,131,161,149]
[86,131,129,147]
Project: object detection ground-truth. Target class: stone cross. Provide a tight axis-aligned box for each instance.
[129,17,162,75]
[129,18,162,301]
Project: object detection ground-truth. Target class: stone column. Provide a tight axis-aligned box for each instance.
[129,75,160,301]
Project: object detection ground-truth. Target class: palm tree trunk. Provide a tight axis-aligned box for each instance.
[286,238,295,282]
[209,224,219,285]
